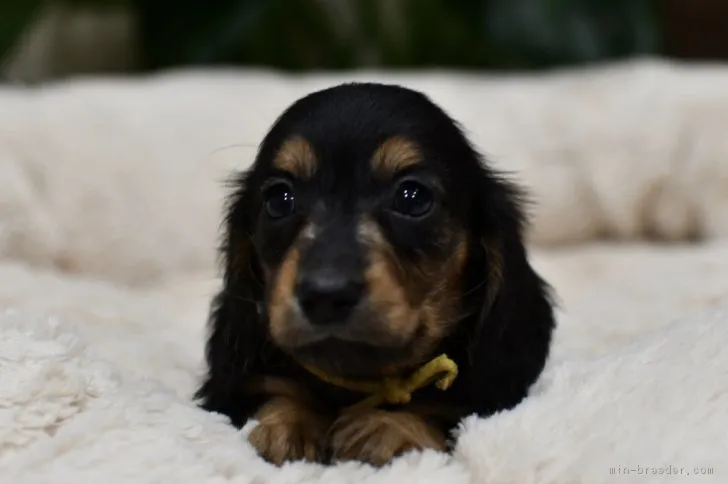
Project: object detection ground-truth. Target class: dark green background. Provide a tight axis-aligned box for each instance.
[0,0,667,73]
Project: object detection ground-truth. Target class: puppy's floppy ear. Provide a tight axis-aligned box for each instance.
[463,160,556,416]
[194,170,270,427]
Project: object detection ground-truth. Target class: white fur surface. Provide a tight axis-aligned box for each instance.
[1,245,727,484]
[1,60,728,483]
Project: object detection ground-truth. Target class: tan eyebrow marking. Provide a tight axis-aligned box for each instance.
[272,136,318,178]
[371,136,422,175]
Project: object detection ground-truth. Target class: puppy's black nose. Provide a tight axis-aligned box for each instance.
[296,270,364,326]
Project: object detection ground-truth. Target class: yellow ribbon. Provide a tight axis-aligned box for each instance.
[301,354,458,412]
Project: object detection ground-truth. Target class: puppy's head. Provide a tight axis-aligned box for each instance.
[226,83,519,378]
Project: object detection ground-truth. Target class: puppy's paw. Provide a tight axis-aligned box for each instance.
[329,410,447,467]
[248,397,330,465]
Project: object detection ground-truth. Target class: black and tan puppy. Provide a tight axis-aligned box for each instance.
[195,83,555,467]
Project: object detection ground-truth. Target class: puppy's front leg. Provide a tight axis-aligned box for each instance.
[248,396,332,465]
[329,410,447,467]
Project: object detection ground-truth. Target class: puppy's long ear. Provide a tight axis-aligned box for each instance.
[463,161,556,417]
[194,170,270,427]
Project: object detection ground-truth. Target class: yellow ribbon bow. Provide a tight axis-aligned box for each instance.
[302,354,458,412]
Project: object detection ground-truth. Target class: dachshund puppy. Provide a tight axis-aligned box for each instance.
[195,82,555,467]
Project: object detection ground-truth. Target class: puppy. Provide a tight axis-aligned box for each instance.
[195,82,555,467]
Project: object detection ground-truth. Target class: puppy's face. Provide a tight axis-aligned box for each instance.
[242,84,482,378]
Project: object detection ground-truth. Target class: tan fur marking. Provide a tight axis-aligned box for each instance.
[248,396,332,465]
[268,245,301,344]
[268,222,320,347]
[358,218,469,369]
[358,219,416,345]
[329,410,446,466]
[273,136,318,178]
[410,236,468,363]
[421,237,468,328]
[371,137,422,175]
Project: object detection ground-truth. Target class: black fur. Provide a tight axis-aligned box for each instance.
[195,82,555,454]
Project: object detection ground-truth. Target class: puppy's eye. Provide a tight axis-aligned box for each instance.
[392,180,433,217]
[264,183,295,219]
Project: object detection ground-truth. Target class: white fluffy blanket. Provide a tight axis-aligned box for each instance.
[1,60,727,483]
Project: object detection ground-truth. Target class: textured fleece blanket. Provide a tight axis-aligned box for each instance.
[1,60,727,483]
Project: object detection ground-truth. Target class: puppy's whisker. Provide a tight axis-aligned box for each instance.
[461,278,488,298]
[222,290,261,307]
[209,142,259,156]
[438,308,477,327]
[248,260,264,286]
